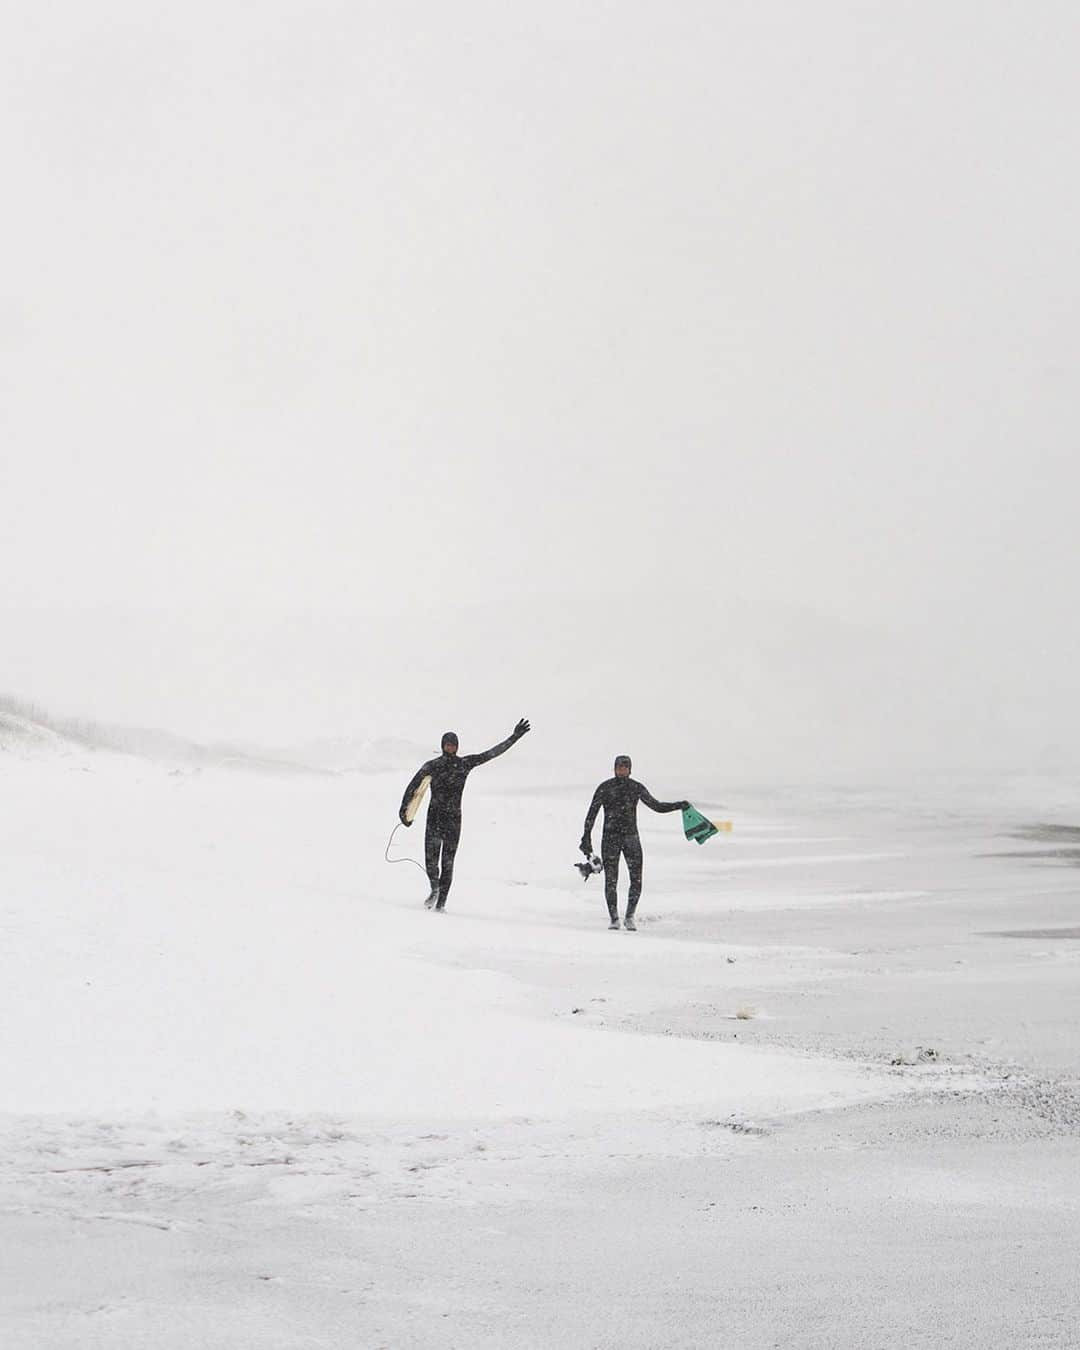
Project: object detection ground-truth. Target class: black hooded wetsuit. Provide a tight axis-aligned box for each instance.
[580,777,684,921]
[400,730,524,907]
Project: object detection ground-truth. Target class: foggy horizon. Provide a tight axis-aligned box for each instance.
[3,1,1078,782]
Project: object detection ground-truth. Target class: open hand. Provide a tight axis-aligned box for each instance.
[514,718,531,738]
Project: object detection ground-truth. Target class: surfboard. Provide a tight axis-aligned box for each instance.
[403,774,431,824]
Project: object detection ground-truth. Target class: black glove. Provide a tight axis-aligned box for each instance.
[514,717,531,738]
[580,838,592,856]
[399,809,411,827]
[678,801,691,811]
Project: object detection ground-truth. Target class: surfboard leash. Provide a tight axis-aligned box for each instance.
[384,821,428,875]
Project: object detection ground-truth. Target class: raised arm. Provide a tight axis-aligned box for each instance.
[638,784,691,815]
[580,785,604,855]
[462,718,531,769]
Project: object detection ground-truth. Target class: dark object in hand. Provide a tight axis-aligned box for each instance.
[575,854,604,882]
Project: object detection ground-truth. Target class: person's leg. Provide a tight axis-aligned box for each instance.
[424,819,443,905]
[601,832,622,925]
[435,816,462,909]
[624,834,644,927]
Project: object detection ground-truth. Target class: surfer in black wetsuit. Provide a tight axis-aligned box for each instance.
[580,755,689,931]
[399,719,530,911]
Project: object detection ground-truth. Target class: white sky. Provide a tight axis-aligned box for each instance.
[2,2,1078,776]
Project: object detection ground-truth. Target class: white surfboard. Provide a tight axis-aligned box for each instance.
[403,774,431,824]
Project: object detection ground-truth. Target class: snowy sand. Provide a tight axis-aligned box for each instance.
[3,744,1080,1347]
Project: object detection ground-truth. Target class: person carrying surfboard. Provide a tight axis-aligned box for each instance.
[580,755,689,931]
[399,719,531,911]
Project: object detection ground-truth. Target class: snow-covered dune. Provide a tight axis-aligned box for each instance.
[0,695,323,775]
[0,706,88,759]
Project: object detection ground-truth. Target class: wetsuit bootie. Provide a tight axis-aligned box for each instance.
[608,916,621,930]
[624,915,637,931]
[424,887,439,909]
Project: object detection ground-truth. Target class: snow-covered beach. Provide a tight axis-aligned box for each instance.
[6,0,1080,1341]
[3,724,1079,1347]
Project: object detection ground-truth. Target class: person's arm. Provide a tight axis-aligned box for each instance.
[462,718,531,769]
[580,784,604,855]
[399,761,434,825]
[638,783,691,814]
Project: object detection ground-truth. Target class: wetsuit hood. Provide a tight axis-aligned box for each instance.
[441,732,459,752]
[614,755,632,773]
